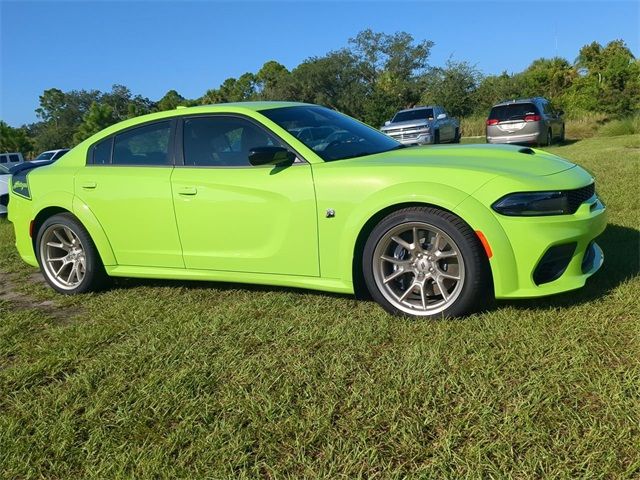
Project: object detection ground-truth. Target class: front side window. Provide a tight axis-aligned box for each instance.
[112,121,171,166]
[183,116,283,167]
[262,106,402,162]
[0,156,6,164]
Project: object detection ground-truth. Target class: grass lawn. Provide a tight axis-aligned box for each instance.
[1,135,639,478]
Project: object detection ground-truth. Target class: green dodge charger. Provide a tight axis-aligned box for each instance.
[8,102,606,318]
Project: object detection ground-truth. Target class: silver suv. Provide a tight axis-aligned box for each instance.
[381,106,460,145]
[486,97,565,146]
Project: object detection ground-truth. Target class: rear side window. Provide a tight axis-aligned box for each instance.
[112,121,171,166]
[92,138,113,164]
[489,103,540,122]
[9,154,20,163]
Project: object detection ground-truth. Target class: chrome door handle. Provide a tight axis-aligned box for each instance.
[81,181,97,189]
[178,186,197,196]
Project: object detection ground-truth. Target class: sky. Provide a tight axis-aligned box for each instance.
[1,0,639,126]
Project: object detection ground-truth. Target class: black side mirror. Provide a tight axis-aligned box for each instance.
[248,146,296,167]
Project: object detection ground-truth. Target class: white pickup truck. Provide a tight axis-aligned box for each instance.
[381,106,461,145]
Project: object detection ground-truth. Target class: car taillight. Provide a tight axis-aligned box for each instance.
[486,119,499,125]
[524,115,541,122]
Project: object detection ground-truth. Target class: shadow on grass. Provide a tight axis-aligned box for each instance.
[110,225,638,313]
[498,224,639,310]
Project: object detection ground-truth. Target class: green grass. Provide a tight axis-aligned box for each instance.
[598,116,640,137]
[1,135,639,478]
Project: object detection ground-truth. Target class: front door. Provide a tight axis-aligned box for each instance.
[75,120,184,268]
[171,115,319,276]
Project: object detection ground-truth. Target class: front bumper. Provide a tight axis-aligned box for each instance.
[383,132,433,145]
[454,166,607,299]
[493,195,606,298]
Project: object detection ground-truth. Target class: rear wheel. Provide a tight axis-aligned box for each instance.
[453,127,461,143]
[36,213,109,294]
[362,207,492,318]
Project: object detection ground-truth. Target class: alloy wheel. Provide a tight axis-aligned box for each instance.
[372,222,465,316]
[39,224,87,290]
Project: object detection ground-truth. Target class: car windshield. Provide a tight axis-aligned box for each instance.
[35,151,56,160]
[392,109,434,123]
[261,106,403,161]
[489,103,539,122]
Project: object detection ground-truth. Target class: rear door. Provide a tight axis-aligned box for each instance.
[75,120,184,268]
[170,114,319,276]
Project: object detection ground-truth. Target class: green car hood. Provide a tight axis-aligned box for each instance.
[340,144,575,177]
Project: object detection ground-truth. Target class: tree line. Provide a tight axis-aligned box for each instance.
[1,30,638,156]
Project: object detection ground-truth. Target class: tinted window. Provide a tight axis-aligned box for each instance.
[92,138,113,165]
[392,109,434,123]
[52,149,68,160]
[0,156,6,164]
[113,122,171,166]
[9,154,20,163]
[183,116,283,167]
[262,106,402,162]
[489,103,540,122]
[35,151,56,161]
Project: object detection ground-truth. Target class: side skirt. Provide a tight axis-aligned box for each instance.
[105,265,354,294]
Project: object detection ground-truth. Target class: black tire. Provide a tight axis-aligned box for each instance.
[453,128,461,143]
[362,207,492,319]
[35,213,109,294]
[546,128,553,146]
[433,130,440,144]
[559,124,565,143]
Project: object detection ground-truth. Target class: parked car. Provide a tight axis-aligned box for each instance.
[0,164,10,216]
[0,152,24,166]
[381,106,460,145]
[486,97,565,146]
[8,102,605,319]
[33,149,70,162]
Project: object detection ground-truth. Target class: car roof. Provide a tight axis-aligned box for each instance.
[396,105,438,113]
[492,97,546,107]
[73,101,318,148]
[186,101,311,112]
[41,149,69,154]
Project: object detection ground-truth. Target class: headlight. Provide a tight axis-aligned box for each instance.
[492,191,570,216]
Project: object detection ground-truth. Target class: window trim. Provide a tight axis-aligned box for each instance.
[175,113,309,169]
[86,118,177,167]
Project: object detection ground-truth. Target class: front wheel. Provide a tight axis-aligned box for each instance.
[36,213,109,294]
[453,127,461,143]
[362,207,492,318]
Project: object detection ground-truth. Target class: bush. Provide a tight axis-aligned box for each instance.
[459,115,486,137]
[598,116,640,136]
[564,115,608,139]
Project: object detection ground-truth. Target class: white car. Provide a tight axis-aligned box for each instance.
[33,149,69,162]
[0,164,11,216]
